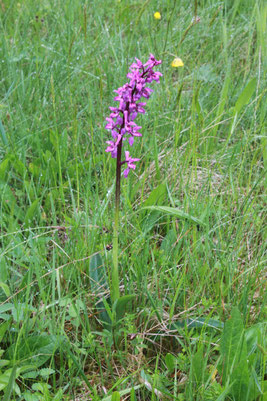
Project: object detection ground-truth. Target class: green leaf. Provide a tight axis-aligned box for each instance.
[142,183,167,208]
[31,382,50,393]
[5,335,64,368]
[10,302,36,323]
[130,387,136,401]
[165,353,176,373]
[0,119,8,147]
[101,386,142,401]
[160,229,177,254]
[221,308,244,378]
[24,199,39,228]
[23,391,42,401]
[0,321,10,342]
[66,347,95,394]
[170,317,224,335]
[261,381,267,397]
[3,366,17,401]
[89,253,111,327]
[0,304,14,314]
[59,297,72,307]
[191,346,205,387]
[114,294,135,321]
[140,370,172,398]
[54,388,64,401]
[68,303,78,318]
[53,388,63,401]
[234,78,257,114]
[22,370,39,379]
[0,368,20,394]
[0,282,10,297]
[39,368,55,378]
[186,317,224,329]
[0,304,13,320]
[111,391,120,401]
[169,270,185,322]
[245,322,265,356]
[9,155,26,176]
[141,183,168,232]
[0,360,10,369]
[220,307,250,399]
[101,296,113,323]
[89,253,108,294]
[146,290,162,323]
[0,372,10,392]
[142,206,205,226]
[0,158,9,180]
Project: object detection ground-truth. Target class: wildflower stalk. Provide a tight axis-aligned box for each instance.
[105,54,162,303]
[112,140,122,302]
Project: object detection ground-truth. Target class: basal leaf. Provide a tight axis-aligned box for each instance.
[191,345,205,387]
[114,294,135,321]
[169,317,224,337]
[89,253,108,294]
[186,317,224,329]
[89,253,111,327]
[5,335,64,368]
[220,307,250,399]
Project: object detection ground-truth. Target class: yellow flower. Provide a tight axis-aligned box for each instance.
[154,12,161,20]
[171,57,184,67]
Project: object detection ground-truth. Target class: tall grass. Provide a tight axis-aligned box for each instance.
[0,0,266,400]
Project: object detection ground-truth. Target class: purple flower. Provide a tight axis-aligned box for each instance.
[105,141,118,158]
[123,151,140,178]
[105,54,162,177]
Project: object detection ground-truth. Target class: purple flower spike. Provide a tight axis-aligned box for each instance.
[105,54,162,177]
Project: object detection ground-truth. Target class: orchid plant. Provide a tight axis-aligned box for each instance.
[105,54,162,302]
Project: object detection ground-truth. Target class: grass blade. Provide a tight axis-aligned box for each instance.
[234,78,257,114]
[142,206,205,226]
[0,119,8,147]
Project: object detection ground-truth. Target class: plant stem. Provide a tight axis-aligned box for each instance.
[112,140,122,303]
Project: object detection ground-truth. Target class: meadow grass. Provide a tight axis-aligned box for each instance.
[0,0,266,400]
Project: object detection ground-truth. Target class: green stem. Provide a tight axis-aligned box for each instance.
[112,140,122,302]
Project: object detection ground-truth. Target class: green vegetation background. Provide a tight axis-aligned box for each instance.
[0,0,266,400]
